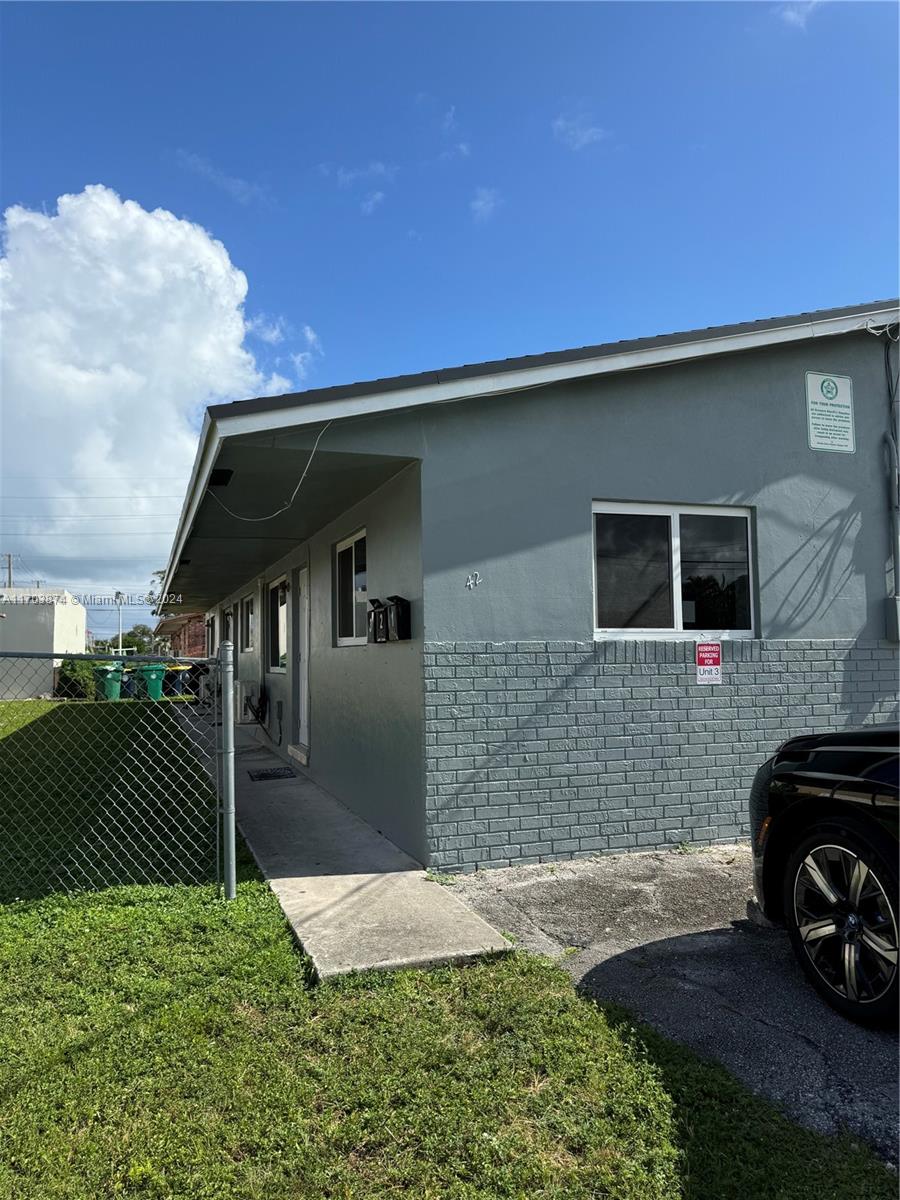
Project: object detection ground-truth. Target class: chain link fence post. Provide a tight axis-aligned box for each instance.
[219,640,237,901]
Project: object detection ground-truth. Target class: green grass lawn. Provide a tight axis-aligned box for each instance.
[0,845,892,1200]
[0,699,217,901]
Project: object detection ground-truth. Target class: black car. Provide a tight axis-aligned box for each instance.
[750,725,898,1025]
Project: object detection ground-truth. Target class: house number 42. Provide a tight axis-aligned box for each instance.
[465,571,483,590]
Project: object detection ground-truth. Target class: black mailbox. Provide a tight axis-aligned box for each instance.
[386,595,411,641]
[367,598,388,643]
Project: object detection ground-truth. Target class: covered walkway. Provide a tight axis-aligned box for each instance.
[233,731,508,978]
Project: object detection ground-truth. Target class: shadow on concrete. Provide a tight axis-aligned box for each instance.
[577,922,899,1165]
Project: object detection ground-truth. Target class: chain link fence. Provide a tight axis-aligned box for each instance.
[0,649,228,902]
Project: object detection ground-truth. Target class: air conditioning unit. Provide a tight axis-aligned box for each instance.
[234,681,255,724]
[198,670,215,706]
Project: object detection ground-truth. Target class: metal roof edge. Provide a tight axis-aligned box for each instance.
[207,298,899,424]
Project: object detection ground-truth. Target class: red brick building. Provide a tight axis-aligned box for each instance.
[154,612,206,658]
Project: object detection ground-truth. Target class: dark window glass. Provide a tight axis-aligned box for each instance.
[680,514,751,630]
[268,587,278,667]
[353,535,367,639]
[595,513,673,628]
[337,546,353,639]
[239,597,254,650]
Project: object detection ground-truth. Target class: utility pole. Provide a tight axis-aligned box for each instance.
[115,590,124,655]
[3,554,12,588]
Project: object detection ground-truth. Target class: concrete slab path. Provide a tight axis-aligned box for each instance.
[233,736,508,979]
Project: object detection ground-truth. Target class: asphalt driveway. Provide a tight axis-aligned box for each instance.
[452,844,899,1163]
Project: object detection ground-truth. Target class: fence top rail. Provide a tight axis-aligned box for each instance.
[0,650,215,665]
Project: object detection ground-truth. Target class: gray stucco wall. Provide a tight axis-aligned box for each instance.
[275,331,893,642]
[304,463,425,859]
[213,463,426,862]
[216,329,897,869]
[417,333,893,642]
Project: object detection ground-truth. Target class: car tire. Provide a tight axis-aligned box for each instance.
[783,816,898,1027]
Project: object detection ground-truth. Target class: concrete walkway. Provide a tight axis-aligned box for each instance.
[233,735,507,979]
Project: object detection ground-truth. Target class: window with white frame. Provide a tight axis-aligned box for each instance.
[268,579,288,670]
[239,595,255,651]
[335,529,367,645]
[593,502,753,636]
[205,616,216,657]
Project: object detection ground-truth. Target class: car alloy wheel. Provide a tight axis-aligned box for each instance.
[792,843,898,1008]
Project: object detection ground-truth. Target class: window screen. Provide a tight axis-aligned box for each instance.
[337,546,354,640]
[595,512,673,629]
[336,531,367,643]
[680,514,751,630]
[353,535,367,639]
[593,503,753,633]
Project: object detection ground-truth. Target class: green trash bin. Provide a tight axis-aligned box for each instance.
[134,663,166,701]
[93,662,124,701]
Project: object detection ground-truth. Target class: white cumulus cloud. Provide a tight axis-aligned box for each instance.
[440,142,471,162]
[360,190,385,215]
[246,313,287,345]
[777,1,821,29]
[552,113,607,151]
[290,325,324,381]
[334,161,397,188]
[0,184,293,599]
[470,186,502,223]
[174,149,272,207]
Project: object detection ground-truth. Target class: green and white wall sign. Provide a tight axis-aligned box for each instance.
[806,371,855,453]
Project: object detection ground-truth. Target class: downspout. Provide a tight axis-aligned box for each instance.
[884,332,900,641]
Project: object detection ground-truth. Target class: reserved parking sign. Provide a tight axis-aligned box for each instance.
[695,641,722,685]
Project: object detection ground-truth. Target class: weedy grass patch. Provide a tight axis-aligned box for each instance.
[0,843,892,1199]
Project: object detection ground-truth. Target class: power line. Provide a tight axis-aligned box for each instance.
[0,494,185,500]
[1,514,182,521]
[1,531,175,537]
[0,474,188,481]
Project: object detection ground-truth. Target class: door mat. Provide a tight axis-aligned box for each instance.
[248,767,296,781]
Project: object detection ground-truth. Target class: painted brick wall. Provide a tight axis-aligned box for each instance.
[423,640,898,871]
[170,615,206,659]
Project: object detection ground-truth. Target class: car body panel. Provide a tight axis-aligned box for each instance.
[751,725,899,921]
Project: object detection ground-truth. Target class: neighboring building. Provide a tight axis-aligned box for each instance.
[0,588,87,698]
[159,300,900,870]
[153,612,207,658]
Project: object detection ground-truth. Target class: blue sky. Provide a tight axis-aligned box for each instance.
[0,1,897,635]
[3,1,897,389]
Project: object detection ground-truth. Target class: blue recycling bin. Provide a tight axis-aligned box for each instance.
[165,665,189,695]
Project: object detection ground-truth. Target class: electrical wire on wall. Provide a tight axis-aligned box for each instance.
[200,365,602,526]
[204,420,333,522]
[246,690,282,746]
[867,319,900,630]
